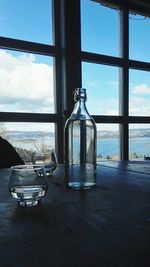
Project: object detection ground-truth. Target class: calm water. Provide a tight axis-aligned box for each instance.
[99,138,150,158]
[11,136,150,159]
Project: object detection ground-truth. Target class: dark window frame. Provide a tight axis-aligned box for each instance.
[0,0,150,162]
[80,0,150,160]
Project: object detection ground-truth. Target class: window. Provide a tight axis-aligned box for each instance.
[129,13,150,62]
[129,124,150,160]
[97,124,120,160]
[0,0,53,44]
[81,0,150,161]
[129,69,150,116]
[0,0,62,162]
[82,62,120,115]
[0,50,54,113]
[0,122,55,164]
[0,0,150,163]
[81,0,120,57]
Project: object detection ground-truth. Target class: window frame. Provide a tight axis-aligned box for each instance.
[80,0,150,160]
[0,0,150,162]
[0,0,64,162]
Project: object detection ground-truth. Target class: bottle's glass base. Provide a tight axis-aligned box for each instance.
[65,163,96,190]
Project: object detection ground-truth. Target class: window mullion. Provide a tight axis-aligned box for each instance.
[120,6,129,160]
[63,0,82,115]
[53,0,65,163]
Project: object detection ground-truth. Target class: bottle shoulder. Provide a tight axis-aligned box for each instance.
[65,115,96,129]
[65,100,96,127]
[70,112,91,121]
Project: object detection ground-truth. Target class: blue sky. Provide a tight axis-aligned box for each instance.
[0,0,150,132]
[0,0,52,44]
[81,0,119,56]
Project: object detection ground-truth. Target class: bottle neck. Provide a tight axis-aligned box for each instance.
[71,98,91,120]
[74,98,87,111]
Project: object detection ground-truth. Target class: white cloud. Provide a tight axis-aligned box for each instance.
[86,97,118,116]
[108,80,119,87]
[1,122,55,133]
[130,83,150,116]
[129,124,150,130]
[106,109,118,115]
[0,50,54,113]
[133,83,150,94]
[129,97,150,116]
[97,123,119,132]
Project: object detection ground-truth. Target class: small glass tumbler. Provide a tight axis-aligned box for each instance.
[34,152,57,176]
[9,165,48,207]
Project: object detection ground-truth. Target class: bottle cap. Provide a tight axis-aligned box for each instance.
[74,88,87,102]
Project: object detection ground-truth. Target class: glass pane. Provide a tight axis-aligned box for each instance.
[0,0,53,44]
[129,69,150,116]
[81,0,120,56]
[97,124,120,161]
[129,124,150,160]
[0,49,55,113]
[0,122,55,164]
[129,13,150,62]
[82,62,120,115]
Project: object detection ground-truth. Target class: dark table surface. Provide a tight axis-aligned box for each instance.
[0,161,150,267]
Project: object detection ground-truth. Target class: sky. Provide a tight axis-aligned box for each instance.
[0,50,54,113]
[81,0,150,121]
[0,0,150,132]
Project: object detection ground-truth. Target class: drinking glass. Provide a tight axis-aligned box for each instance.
[9,165,48,207]
[34,151,57,176]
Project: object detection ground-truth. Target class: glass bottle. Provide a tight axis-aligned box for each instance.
[64,88,97,189]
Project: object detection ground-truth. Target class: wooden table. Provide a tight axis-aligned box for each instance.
[0,161,150,267]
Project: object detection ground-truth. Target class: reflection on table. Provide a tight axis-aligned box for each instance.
[0,161,150,267]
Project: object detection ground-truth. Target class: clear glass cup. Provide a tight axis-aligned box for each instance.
[8,165,48,207]
[34,151,57,176]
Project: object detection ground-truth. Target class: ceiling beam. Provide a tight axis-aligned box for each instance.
[91,0,150,16]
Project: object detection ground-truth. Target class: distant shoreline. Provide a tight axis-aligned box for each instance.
[4,128,150,140]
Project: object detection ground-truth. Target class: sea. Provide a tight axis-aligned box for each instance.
[10,136,150,159]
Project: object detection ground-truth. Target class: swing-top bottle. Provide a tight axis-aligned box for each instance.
[64,88,97,189]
